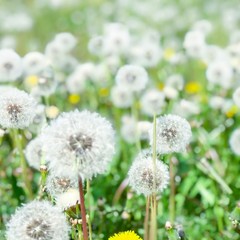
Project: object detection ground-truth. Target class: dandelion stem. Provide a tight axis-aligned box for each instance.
[78,176,88,240]
[144,196,150,240]
[12,129,33,199]
[86,180,93,240]
[169,157,175,223]
[150,113,157,240]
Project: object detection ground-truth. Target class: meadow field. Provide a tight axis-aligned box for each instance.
[0,0,239,239]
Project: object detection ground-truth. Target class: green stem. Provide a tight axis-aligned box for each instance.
[169,157,175,223]
[150,113,157,240]
[144,196,150,240]
[12,129,33,199]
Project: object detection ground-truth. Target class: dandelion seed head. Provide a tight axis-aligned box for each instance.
[128,154,169,196]
[0,48,22,82]
[140,89,165,116]
[23,52,48,75]
[42,109,115,179]
[149,114,192,154]
[233,87,240,108]
[0,88,37,129]
[6,200,69,240]
[25,136,43,170]
[116,65,148,92]
[111,86,133,108]
[46,173,78,198]
[229,128,240,155]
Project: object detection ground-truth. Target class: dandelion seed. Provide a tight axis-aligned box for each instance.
[0,88,37,129]
[128,153,169,196]
[149,114,192,154]
[6,200,69,240]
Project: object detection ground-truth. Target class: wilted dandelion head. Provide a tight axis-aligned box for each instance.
[108,230,142,240]
[56,188,80,210]
[0,48,23,82]
[149,114,192,154]
[6,200,69,240]
[0,88,37,129]
[115,65,148,92]
[42,109,115,179]
[229,128,240,155]
[128,153,169,196]
[25,136,44,170]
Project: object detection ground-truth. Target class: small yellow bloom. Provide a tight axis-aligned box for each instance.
[185,81,202,94]
[25,75,39,88]
[226,105,238,118]
[163,48,175,60]
[68,94,81,104]
[99,88,109,97]
[157,82,164,90]
[108,231,142,240]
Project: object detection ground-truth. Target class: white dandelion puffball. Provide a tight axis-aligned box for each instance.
[46,173,78,198]
[88,35,104,56]
[54,32,77,53]
[23,51,48,75]
[206,61,233,89]
[137,121,152,140]
[140,89,165,116]
[6,200,69,240]
[0,49,23,82]
[233,87,240,108]
[25,137,44,170]
[120,116,138,144]
[183,30,206,58]
[0,88,37,129]
[110,86,133,108]
[115,65,148,92]
[42,110,115,179]
[128,155,169,196]
[149,114,192,154]
[130,42,162,68]
[229,129,240,155]
[56,188,80,210]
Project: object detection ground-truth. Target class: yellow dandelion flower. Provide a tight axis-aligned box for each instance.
[226,105,238,118]
[157,82,165,90]
[108,231,142,240]
[25,75,39,88]
[163,48,175,60]
[45,106,59,119]
[68,94,81,104]
[185,81,202,94]
[99,88,109,97]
